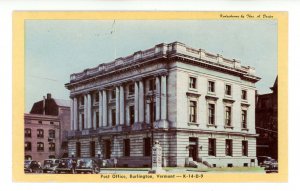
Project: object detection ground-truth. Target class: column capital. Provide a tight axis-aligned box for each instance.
[159,71,168,77]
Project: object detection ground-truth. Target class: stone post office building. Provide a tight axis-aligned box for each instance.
[66,42,260,168]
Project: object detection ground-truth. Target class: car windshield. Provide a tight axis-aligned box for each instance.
[25,161,31,165]
[77,159,92,167]
[44,160,54,165]
[58,159,72,168]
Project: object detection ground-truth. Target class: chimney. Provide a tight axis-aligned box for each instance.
[47,93,51,100]
[43,96,46,115]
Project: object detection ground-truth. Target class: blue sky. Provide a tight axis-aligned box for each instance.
[25,20,277,112]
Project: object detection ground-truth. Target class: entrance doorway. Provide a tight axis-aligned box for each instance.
[189,137,198,161]
[104,140,111,159]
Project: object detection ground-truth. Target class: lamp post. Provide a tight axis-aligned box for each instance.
[145,78,156,168]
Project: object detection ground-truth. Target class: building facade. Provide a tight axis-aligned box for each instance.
[66,42,260,167]
[256,77,278,160]
[24,94,70,162]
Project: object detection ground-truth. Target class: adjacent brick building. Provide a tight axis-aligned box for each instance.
[24,94,70,162]
[256,77,278,160]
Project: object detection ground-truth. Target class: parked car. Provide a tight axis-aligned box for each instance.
[55,158,76,174]
[75,158,100,174]
[24,160,42,173]
[42,159,60,173]
[257,156,278,173]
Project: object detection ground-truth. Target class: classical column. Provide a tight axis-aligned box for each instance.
[93,111,97,130]
[155,76,161,121]
[87,93,92,129]
[161,75,167,120]
[139,80,144,123]
[145,79,151,124]
[134,81,139,123]
[70,98,74,130]
[84,94,88,129]
[74,97,78,130]
[116,86,120,125]
[120,85,125,125]
[102,90,108,126]
[98,91,103,127]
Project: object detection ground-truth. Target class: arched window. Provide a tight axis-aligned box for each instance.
[37,142,44,151]
[25,142,32,151]
[25,128,31,138]
[25,155,32,160]
[48,129,55,139]
[49,143,55,152]
[37,129,44,138]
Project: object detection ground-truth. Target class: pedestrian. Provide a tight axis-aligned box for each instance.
[71,159,77,174]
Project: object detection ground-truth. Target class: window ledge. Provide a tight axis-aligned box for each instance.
[188,88,198,92]
[188,122,200,126]
[224,126,234,129]
[207,124,217,128]
[186,91,201,97]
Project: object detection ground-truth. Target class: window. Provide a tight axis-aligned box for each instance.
[37,129,44,138]
[96,112,99,128]
[49,129,55,139]
[225,84,232,96]
[49,143,55,152]
[37,142,44,151]
[76,142,81,157]
[128,84,135,95]
[208,81,215,93]
[189,77,197,89]
[208,104,215,125]
[149,79,156,91]
[25,128,31,138]
[90,141,95,157]
[225,139,233,156]
[95,93,99,103]
[129,106,135,125]
[242,140,248,156]
[189,101,197,123]
[124,139,130,157]
[25,142,31,151]
[111,89,116,99]
[225,106,232,126]
[38,120,42,124]
[111,109,116,126]
[242,90,247,100]
[144,137,151,156]
[208,138,216,156]
[242,110,247,129]
[49,155,55,159]
[81,114,85,129]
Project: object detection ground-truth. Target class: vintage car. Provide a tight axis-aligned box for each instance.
[55,158,77,174]
[24,160,42,173]
[75,158,100,174]
[42,159,60,173]
[257,156,278,173]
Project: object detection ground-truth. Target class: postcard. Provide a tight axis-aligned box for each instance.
[12,11,288,182]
